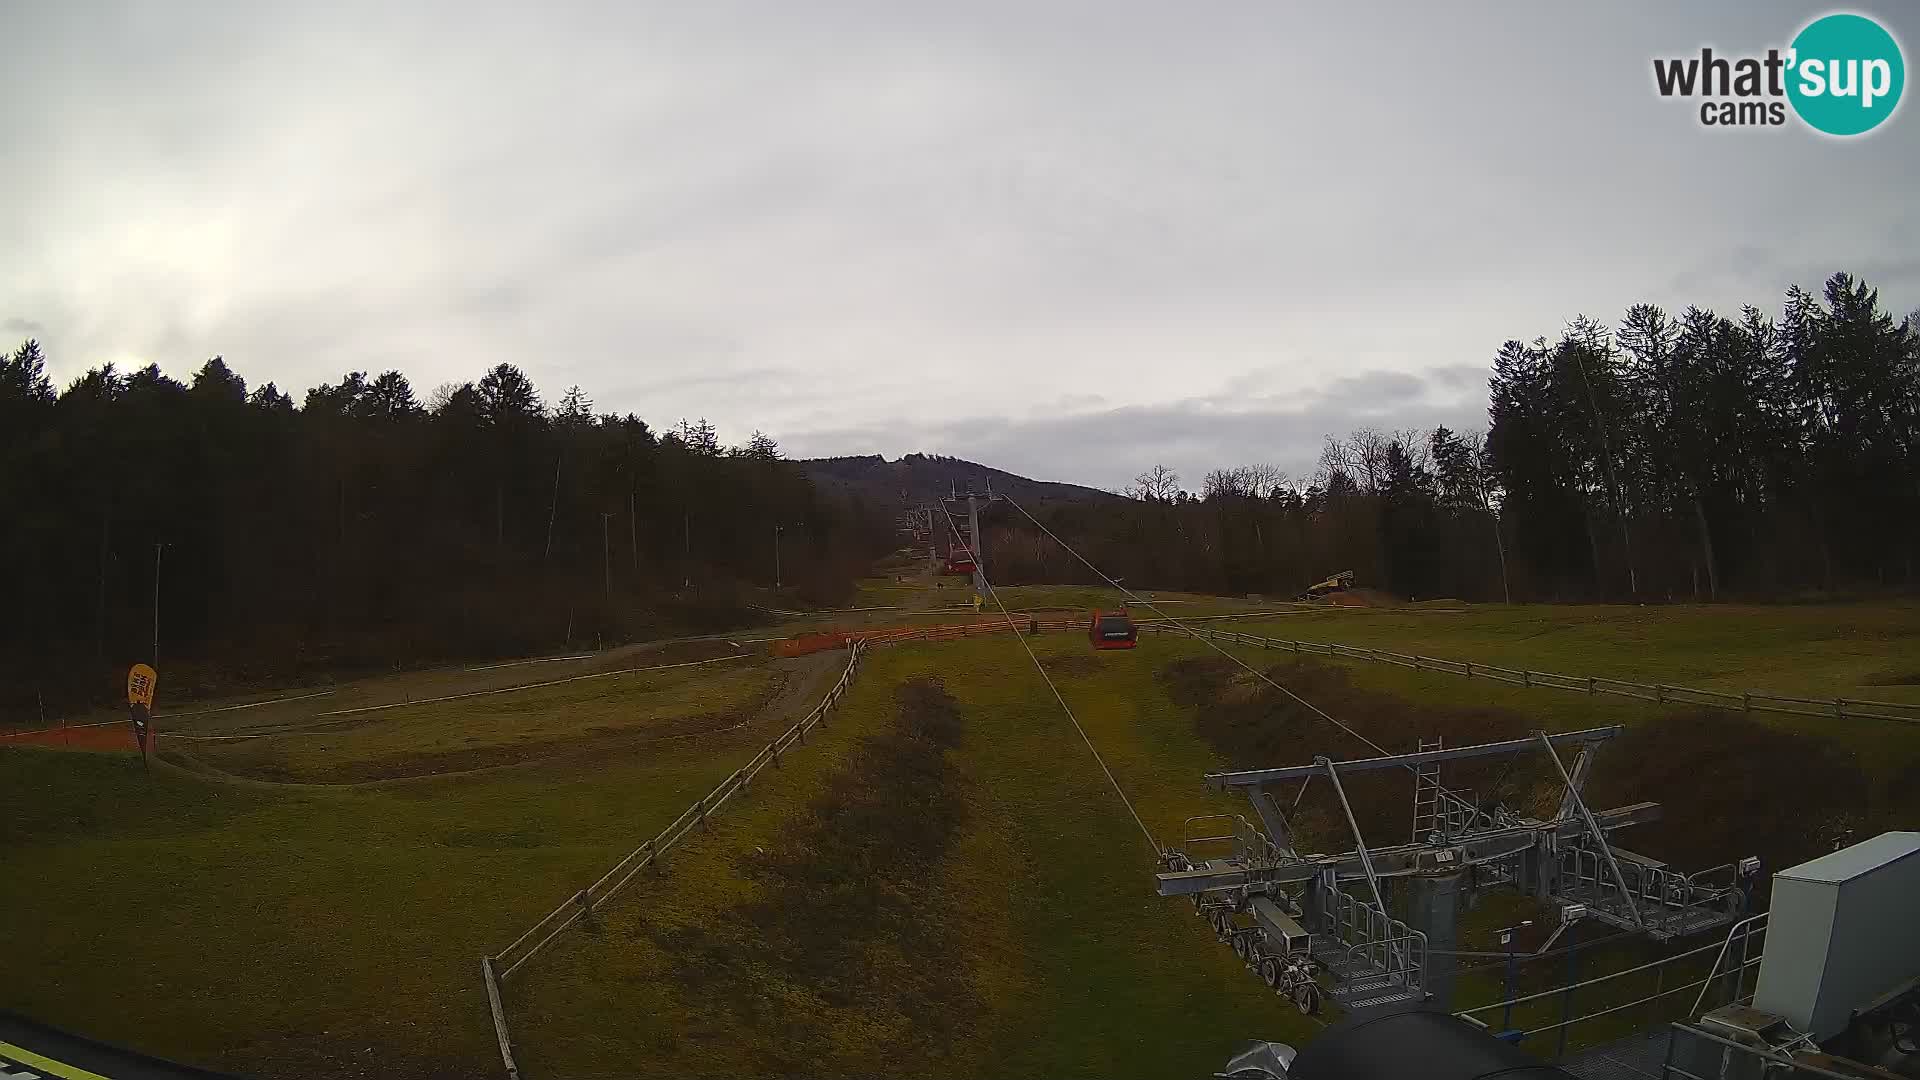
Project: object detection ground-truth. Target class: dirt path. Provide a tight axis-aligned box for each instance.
[756,651,851,729]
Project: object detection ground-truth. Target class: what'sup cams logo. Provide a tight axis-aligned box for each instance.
[1653,12,1904,135]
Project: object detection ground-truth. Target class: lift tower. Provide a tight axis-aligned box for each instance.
[942,481,1003,597]
[1157,727,1760,1011]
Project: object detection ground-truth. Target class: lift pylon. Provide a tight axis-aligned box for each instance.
[1159,726,1761,1011]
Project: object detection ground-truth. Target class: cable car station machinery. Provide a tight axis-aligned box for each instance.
[1156,726,1761,1011]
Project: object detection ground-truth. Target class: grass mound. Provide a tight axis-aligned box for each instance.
[658,678,981,1071]
[1588,712,1874,874]
[1159,655,1548,852]
[1159,654,1895,883]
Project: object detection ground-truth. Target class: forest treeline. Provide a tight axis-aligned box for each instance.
[989,273,1920,603]
[0,354,890,719]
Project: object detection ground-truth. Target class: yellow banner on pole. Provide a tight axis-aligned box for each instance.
[127,663,158,709]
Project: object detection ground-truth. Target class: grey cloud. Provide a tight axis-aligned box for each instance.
[1301,371,1430,414]
[784,378,1489,493]
[1423,364,1492,393]
[2,1,1914,477]
[3,317,45,336]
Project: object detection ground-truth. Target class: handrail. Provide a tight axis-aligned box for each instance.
[1519,960,1760,1038]
[1457,932,1742,1016]
[1691,912,1769,1016]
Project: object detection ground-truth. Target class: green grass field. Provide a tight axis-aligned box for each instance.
[0,652,845,1079]
[170,657,778,784]
[508,632,1304,1080]
[4,594,1918,1078]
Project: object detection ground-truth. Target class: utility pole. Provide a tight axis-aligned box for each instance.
[682,511,691,590]
[968,493,985,595]
[601,512,614,601]
[773,524,784,591]
[152,542,164,667]
[628,492,638,575]
[543,455,562,562]
[96,510,110,662]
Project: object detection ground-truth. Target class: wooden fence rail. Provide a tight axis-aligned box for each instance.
[478,617,1072,1076]
[1141,624,1920,726]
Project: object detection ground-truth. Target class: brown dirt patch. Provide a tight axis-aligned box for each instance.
[0,723,136,751]
[592,638,749,671]
[1328,588,1402,607]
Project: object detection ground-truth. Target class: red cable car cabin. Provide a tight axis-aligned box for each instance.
[944,547,977,575]
[1088,609,1138,649]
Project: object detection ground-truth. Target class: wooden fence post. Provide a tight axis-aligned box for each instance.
[482,957,522,1080]
[1742,692,1751,715]
[1523,670,1533,688]
[1587,676,1596,696]
[1655,685,1666,705]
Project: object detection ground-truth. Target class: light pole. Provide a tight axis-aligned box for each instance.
[601,512,614,601]
[1499,920,1533,1034]
[152,541,165,667]
[773,524,784,592]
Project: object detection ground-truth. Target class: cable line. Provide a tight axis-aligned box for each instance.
[1000,492,1401,765]
[937,502,1161,855]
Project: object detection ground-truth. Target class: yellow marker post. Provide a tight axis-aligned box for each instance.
[127,662,159,771]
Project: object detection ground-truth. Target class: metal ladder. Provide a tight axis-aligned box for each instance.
[1412,737,1444,842]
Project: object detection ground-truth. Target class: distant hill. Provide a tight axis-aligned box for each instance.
[799,453,1121,510]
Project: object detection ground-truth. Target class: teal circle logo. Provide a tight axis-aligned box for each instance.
[1787,13,1905,136]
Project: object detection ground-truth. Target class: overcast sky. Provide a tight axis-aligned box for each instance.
[6,2,1916,490]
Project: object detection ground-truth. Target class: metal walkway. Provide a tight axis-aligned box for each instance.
[1559,1029,1673,1080]
[1310,935,1425,1010]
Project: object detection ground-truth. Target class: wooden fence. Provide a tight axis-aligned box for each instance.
[479,618,1072,1077]
[1139,624,1920,726]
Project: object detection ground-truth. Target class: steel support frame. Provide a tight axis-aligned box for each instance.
[1154,802,1661,897]
[1535,730,1643,928]
[1318,756,1388,916]
[1206,725,1624,790]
